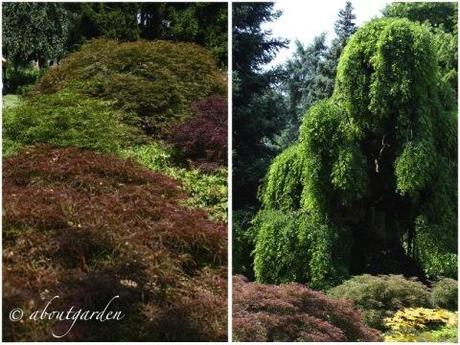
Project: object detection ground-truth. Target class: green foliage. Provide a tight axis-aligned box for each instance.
[3,90,141,155]
[328,275,432,330]
[431,278,458,311]
[384,307,458,342]
[232,2,288,209]
[36,39,226,136]
[121,143,227,222]
[253,209,349,289]
[2,2,70,67]
[4,66,42,94]
[254,18,457,288]
[261,144,304,211]
[232,209,257,279]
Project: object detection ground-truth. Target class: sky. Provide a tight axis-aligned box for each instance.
[262,0,392,67]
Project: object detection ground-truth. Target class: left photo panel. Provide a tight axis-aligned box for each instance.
[2,2,228,341]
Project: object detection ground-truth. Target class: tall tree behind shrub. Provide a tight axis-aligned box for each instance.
[2,2,70,68]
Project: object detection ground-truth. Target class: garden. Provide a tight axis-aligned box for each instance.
[233,2,458,342]
[2,3,227,341]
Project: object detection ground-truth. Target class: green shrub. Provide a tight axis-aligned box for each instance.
[36,39,226,135]
[3,90,142,155]
[121,143,227,222]
[327,274,432,330]
[432,278,458,311]
[4,66,42,94]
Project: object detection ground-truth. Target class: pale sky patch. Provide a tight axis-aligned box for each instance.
[262,0,392,68]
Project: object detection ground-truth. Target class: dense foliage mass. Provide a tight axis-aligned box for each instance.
[170,95,227,167]
[3,90,142,155]
[431,278,458,311]
[327,275,432,330]
[2,2,228,70]
[3,146,227,341]
[253,18,457,289]
[35,39,225,135]
[232,275,381,342]
[384,307,458,342]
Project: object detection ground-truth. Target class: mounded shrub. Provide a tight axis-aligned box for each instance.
[431,278,458,311]
[36,39,226,135]
[327,274,432,330]
[170,95,227,167]
[232,275,381,342]
[3,90,142,155]
[3,145,227,341]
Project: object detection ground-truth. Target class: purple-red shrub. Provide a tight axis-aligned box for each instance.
[3,145,227,341]
[232,275,382,342]
[170,95,227,167]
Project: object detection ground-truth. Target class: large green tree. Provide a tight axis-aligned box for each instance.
[2,2,70,68]
[254,18,457,289]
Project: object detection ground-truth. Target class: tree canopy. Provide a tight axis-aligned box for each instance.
[254,18,457,289]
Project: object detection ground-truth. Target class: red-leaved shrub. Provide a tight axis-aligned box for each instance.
[232,275,381,342]
[3,145,227,341]
[170,95,227,168]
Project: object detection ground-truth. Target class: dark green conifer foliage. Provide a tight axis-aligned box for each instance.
[254,18,457,289]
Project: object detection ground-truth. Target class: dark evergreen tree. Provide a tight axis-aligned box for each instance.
[315,1,357,100]
[232,2,288,277]
[232,2,287,209]
[279,35,327,146]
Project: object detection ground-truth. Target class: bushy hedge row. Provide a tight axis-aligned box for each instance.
[233,275,381,342]
[3,146,227,341]
[36,39,226,135]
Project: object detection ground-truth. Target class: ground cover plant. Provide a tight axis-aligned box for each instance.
[3,146,227,341]
[232,275,381,342]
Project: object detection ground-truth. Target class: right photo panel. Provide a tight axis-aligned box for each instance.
[232,1,458,342]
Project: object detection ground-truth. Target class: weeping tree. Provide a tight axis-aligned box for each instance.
[253,18,457,289]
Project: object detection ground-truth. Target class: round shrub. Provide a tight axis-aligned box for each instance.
[432,278,458,311]
[170,95,227,167]
[3,145,227,341]
[327,274,432,330]
[233,275,381,342]
[3,90,142,154]
[384,307,458,342]
[36,39,226,135]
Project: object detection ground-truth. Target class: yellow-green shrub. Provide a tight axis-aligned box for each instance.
[384,307,458,342]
